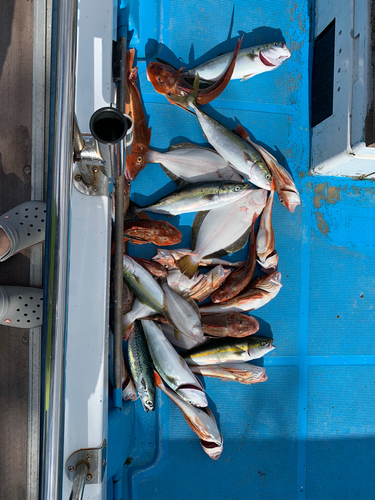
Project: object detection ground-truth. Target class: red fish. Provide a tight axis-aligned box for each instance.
[146,37,242,110]
[123,219,182,246]
[236,124,300,212]
[133,258,168,277]
[256,179,278,273]
[210,213,258,303]
[125,48,151,180]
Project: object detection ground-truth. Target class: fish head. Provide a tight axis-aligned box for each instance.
[147,61,180,94]
[247,336,275,359]
[250,160,272,190]
[226,313,260,336]
[126,143,149,181]
[200,434,224,460]
[142,398,155,412]
[153,220,183,246]
[177,378,208,408]
[278,188,301,213]
[259,42,291,68]
[219,181,251,198]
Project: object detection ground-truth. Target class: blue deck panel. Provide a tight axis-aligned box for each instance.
[108,0,375,498]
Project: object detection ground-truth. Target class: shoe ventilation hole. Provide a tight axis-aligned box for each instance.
[30,297,33,300]
[40,298,43,301]
[30,224,33,227]
[16,309,20,312]
[27,233,31,236]
[36,317,40,320]
[18,296,22,299]
[41,219,44,222]
[44,210,46,213]
[37,304,40,307]
[24,313,28,317]
[15,212,19,215]
[32,310,36,313]
[27,320,30,323]
[35,207,38,210]
[25,208,28,211]
[17,319,20,322]
[20,222,24,225]
[38,229,41,232]
[25,215,28,219]
[34,215,38,218]
[25,304,28,307]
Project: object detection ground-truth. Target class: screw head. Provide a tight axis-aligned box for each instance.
[24,166,31,175]
[86,453,92,460]
[68,465,74,472]
[92,185,98,192]
[75,174,82,182]
[22,335,29,344]
[86,473,93,481]
[92,166,99,173]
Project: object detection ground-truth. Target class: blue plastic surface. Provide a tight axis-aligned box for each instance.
[108,1,375,498]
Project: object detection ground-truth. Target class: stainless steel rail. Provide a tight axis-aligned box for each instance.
[39,0,78,498]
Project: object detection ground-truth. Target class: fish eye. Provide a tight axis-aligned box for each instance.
[266,173,272,180]
[274,42,279,46]
[137,156,143,163]
[234,186,241,191]
[157,76,163,83]
[261,341,267,346]
[164,237,168,240]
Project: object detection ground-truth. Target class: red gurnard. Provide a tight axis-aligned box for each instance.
[123,219,182,246]
[146,37,242,110]
[125,49,151,180]
[236,124,301,212]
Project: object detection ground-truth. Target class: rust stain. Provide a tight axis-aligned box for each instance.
[316,212,329,235]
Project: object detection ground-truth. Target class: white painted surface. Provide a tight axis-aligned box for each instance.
[311,0,374,178]
[62,0,114,497]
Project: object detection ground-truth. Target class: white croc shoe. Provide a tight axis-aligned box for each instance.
[0,201,46,262]
[0,286,43,328]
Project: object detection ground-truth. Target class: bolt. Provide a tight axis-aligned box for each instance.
[75,174,82,182]
[68,465,74,472]
[92,166,99,173]
[24,166,31,175]
[92,185,98,192]
[86,453,92,460]
[86,473,93,482]
[22,335,29,344]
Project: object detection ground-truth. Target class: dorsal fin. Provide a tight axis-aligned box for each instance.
[191,210,210,250]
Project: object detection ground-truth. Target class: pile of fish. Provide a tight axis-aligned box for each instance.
[117,36,299,460]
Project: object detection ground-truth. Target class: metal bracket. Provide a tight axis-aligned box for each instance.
[73,163,109,196]
[66,439,107,484]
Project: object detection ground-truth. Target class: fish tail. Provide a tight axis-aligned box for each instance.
[177,253,200,279]
[122,315,134,340]
[127,48,136,76]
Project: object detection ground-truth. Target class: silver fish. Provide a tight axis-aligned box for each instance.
[127,320,156,412]
[146,143,243,184]
[183,335,275,366]
[160,323,207,351]
[256,179,279,273]
[141,320,208,407]
[188,100,271,189]
[123,255,165,315]
[190,363,267,385]
[134,181,252,216]
[160,278,204,343]
[182,42,291,82]
[154,371,223,460]
[121,355,137,401]
[177,189,267,278]
[122,297,157,339]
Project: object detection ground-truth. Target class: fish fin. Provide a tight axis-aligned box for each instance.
[174,329,179,340]
[236,124,249,141]
[176,254,200,279]
[135,209,152,220]
[232,128,241,137]
[202,194,216,201]
[271,177,275,191]
[191,211,210,250]
[127,48,136,73]
[192,73,200,103]
[170,142,209,151]
[123,237,131,243]
[243,152,252,163]
[156,57,178,69]
[154,370,164,388]
[159,163,190,188]
[241,73,255,81]
[130,239,147,245]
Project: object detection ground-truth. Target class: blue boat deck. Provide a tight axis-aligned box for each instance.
[108,1,375,498]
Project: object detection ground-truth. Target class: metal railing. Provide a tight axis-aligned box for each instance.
[39,0,78,497]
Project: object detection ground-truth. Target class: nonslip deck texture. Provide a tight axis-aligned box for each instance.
[110,1,375,499]
[0,0,34,498]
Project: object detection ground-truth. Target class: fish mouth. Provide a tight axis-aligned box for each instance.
[259,51,277,67]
